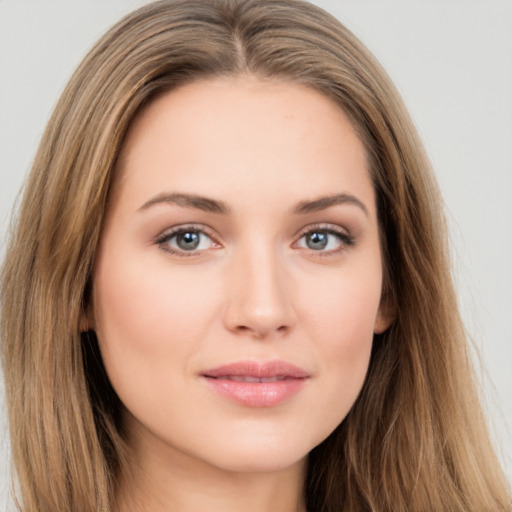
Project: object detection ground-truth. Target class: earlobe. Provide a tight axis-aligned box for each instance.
[80,304,95,333]
[80,316,93,333]
[374,300,395,334]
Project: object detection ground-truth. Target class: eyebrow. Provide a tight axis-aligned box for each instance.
[294,193,368,216]
[138,191,368,217]
[138,192,230,214]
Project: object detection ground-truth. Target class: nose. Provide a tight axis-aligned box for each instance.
[223,245,297,339]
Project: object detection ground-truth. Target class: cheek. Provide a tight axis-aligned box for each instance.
[301,263,381,418]
[303,258,382,344]
[91,248,220,390]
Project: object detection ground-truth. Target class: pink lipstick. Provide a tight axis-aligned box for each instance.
[201,360,309,407]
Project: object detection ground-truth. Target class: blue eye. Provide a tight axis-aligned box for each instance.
[157,227,217,255]
[304,231,330,250]
[174,231,202,250]
[296,227,354,253]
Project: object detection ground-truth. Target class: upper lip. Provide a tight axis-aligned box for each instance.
[201,360,310,379]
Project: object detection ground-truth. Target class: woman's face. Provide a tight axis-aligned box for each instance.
[91,77,390,474]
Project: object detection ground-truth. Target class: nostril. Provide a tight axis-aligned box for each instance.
[222,280,297,338]
[231,323,290,339]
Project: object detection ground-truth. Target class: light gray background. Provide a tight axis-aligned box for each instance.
[1,0,511,508]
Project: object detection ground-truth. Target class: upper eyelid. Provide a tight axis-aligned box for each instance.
[153,222,353,249]
[293,222,351,239]
[154,223,219,243]
[155,222,348,236]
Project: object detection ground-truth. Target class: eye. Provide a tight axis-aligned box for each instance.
[295,226,354,253]
[155,225,220,256]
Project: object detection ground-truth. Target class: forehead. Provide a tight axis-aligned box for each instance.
[112,76,375,216]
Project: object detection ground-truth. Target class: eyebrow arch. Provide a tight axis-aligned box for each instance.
[138,192,229,215]
[294,193,369,216]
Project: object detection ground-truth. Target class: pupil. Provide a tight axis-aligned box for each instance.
[177,231,200,250]
[307,232,328,250]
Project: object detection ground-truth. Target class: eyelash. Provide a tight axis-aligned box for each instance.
[294,224,355,256]
[154,223,355,257]
[154,224,220,257]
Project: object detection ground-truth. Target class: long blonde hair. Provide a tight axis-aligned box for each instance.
[1,1,510,511]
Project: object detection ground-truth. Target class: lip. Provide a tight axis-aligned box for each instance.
[201,360,310,408]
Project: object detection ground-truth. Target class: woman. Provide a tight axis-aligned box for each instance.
[1,1,510,511]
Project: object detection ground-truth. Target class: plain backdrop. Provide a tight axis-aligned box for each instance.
[1,0,511,509]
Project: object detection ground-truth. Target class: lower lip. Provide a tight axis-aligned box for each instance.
[202,377,307,407]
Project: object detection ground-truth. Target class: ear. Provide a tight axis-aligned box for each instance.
[80,302,95,333]
[374,298,395,334]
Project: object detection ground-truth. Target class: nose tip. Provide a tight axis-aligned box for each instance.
[223,253,296,339]
[229,308,292,339]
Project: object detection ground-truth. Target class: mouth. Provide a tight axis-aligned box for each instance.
[201,360,309,407]
[211,375,291,383]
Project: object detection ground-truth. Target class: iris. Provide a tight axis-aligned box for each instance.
[306,232,328,250]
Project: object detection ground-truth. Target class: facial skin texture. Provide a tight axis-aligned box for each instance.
[91,76,391,512]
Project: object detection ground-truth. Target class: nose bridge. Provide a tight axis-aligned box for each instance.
[223,236,295,337]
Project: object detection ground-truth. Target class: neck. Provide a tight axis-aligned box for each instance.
[116,421,308,512]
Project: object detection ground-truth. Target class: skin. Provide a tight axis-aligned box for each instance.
[90,76,391,512]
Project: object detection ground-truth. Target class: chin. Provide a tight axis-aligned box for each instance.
[195,425,334,474]
[206,446,308,474]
